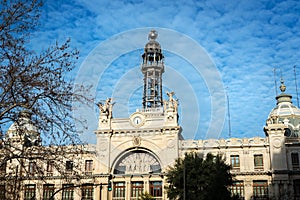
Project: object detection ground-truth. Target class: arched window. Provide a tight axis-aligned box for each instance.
[113,150,161,175]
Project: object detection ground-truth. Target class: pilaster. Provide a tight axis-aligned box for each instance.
[264,123,288,171]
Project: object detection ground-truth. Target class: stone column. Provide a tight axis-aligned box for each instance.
[144,178,149,195]
[244,179,252,200]
[126,179,131,200]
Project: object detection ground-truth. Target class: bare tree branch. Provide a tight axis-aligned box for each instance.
[0,1,94,199]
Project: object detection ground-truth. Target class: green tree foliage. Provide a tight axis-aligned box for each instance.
[139,192,155,200]
[166,152,234,200]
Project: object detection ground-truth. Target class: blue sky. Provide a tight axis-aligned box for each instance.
[30,0,300,142]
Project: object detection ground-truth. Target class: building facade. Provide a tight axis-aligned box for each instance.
[1,30,300,200]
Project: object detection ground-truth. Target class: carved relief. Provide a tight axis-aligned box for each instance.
[273,138,282,149]
[114,151,161,174]
[167,139,175,148]
[267,114,279,125]
[133,136,141,147]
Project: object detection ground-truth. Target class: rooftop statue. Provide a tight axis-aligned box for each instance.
[164,91,178,112]
[97,98,114,119]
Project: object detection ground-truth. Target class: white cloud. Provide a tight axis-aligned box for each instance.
[27,0,300,142]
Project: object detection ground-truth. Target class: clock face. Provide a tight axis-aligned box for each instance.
[130,113,145,127]
[134,116,141,125]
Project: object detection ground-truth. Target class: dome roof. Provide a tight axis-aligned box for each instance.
[141,30,164,65]
[269,103,300,117]
[145,41,161,52]
[7,111,38,138]
[267,80,300,137]
[144,30,162,54]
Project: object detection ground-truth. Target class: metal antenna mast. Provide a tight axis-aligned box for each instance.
[226,90,232,138]
[273,68,278,96]
[294,65,300,107]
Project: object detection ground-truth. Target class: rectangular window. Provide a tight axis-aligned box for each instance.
[230,181,244,199]
[131,182,143,199]
[150,181,162,199]
[113,182,125,200]
[230,155,240,169]
[43,184,54,200]
[82,184,93,200]
[24,184,36,200]
[62,184,74,200]
[254,154,264,170]
[292,153,300,169]
[66,161,73,171]
[46,161,54,176]
[253,180,268,198]
[0,185,5,200]
[85,160,93,174]
[29,161,36,175]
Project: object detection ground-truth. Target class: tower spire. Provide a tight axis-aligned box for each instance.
[279,78,286,93]
[276,78,292,105]
[141,30,165,109]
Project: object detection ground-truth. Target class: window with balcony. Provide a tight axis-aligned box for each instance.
[230,181,244,199]
[292,153,300,170]
[254,154,264,170]
[43,184,54,200]
[253,180,268,199]
[62,184,74,200]
[131,182,143,199]
[24,184,36,200]
[150,181,162,199]
[113,182,125,200]
[230,155,240,170]
[85,160,93,175]
[81,184,93,200]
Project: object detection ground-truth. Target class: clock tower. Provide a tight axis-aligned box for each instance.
[95,30,182,199]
